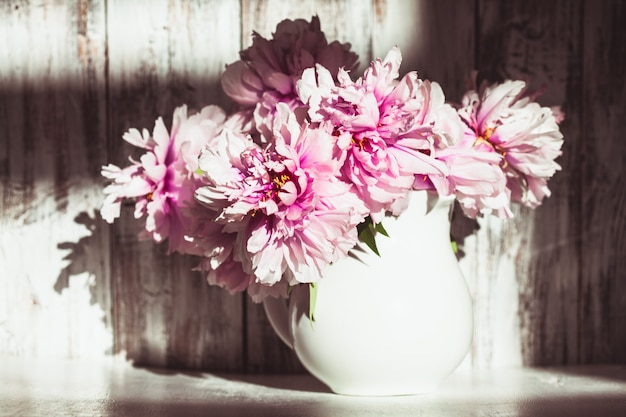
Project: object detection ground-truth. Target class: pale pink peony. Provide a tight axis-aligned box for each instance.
[192,223,289,302]
[298,47,448,221]
[457,79,564,209]
[100,105,228,254]
[222,16,359,141]
[195,104,368,289]
[413,86,513,218]
[195,251,255,295]
[433,144,512,218]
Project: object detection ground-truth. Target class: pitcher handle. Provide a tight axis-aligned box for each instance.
[262,296,294,349]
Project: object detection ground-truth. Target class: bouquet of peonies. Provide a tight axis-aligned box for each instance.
[101,16,564,302]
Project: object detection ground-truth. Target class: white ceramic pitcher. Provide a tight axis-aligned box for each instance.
[264,191,473,396]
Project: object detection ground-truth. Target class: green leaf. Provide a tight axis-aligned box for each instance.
[450,233,459,255]
[374,221,389,237]
[358,221,380,256]
[451,240,458,254]
[356,217,391,256]
[309,283,317,325]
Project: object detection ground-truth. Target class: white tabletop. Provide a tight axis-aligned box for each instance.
[1,357,625,416]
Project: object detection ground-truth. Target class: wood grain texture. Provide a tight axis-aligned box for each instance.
[474,0,584,366]
[580,0,626,363]
[106,0,243,371]
[0,0,112,358]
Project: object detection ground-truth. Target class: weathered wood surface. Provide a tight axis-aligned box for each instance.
[0,0,624,372]
[469,0,586,367]
[581,0,626,363]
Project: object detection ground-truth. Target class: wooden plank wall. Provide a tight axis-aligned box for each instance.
[1,0,624,372]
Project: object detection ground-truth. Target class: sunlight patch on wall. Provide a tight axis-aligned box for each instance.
[0,179,112,358]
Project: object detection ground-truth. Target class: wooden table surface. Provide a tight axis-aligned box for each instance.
[1,357,625,416]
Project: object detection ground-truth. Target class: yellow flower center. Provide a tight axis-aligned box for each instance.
[272,173,290,189]
[475,127,509,169]
[475,127,495,147]
[352,136,368,151]
[262,172,292,202]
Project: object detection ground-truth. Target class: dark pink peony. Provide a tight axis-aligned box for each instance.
[222,16,359,141]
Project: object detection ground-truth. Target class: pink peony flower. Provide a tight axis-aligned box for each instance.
[100,105,228,254]
[298,47,448,221]
[222,16,359,141]
[411,86,513,218]
[457,79,564,209]
[195,104,368,287]
[195,252,254,295]
[434,144,512,218]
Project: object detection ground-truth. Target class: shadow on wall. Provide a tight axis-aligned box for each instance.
[54,210,109,308]
[54,210,113,354]
[0,68,251,367]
